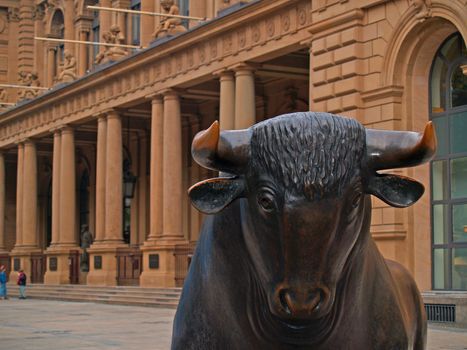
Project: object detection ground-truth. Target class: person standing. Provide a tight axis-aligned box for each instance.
[17,270,26,299]
[0,265,7,300]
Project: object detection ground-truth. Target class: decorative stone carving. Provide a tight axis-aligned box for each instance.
[152,0,187,40]
[411,0,432,21]
[32,4,46,21]
[95,25,128,64]
[57,50,77,83]
[18,71,41,100]
[7,8,19,22]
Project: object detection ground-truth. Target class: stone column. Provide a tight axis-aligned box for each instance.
[78,30,88,76]
[47,46,56,87]
[59,127,77,246]
[218,70,235,130]
[99,0,111,53]
[138,134,148,244]
[50,131,61,246]
[87,111,125,286]
[141,0,155,46]
[15,143,24,248]
[233,63,257,129]
[162,90,183,240]
[64,0,75,56]
[0,153,6,252]
[94,115,107,244]
[148,96,163,242]
[22,140,38,248]
[140,91,187,287]
[189,121,201,242]
[104,110,123,243]
[33,5,45,85]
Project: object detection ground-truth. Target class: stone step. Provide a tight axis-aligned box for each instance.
[6,284,181,309]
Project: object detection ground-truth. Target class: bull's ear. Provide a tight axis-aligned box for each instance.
[188,177,245,214]
[367,174,425,208]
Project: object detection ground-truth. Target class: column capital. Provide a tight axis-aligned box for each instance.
[22,138,35,146]
[162,88,183,100]
[461,64,467,77]
[229,62,261,73]
[146,93,164,103]
[50,124,73,134]
[212,68,235,78]
[60,126,74,135]
[101,108,121,120]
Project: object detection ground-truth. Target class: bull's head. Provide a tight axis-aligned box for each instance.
[189,113,435,323]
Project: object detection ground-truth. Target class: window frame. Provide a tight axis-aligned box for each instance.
[430,32,467,290]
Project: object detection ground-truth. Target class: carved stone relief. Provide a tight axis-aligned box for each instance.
[7,8,19,22]
[410,0,432,22]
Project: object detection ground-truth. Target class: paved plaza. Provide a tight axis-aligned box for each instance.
[0,298,466,349]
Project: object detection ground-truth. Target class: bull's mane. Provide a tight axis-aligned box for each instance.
[250,112,365,200]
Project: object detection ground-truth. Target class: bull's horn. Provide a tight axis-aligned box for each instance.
[191,121,251,173]
[366,121,437,170]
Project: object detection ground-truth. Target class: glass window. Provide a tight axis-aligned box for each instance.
[431,57,448,113]
[434,248,449,289]
[452,204,467,242]
[431,33,467,291]
[451,157,467,199]
[451,66,467,108]
[450,111,467,153]
[130,0,141,46]
[452,248,467,289]
[433,204,449,244]
[432,160,448,200]
[432,116,449,156]
[92,10,100,66]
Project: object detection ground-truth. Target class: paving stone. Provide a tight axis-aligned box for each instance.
[0,299,466,349]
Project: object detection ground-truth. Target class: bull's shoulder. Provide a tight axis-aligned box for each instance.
[385,259,420,294]
[384,259,427,349]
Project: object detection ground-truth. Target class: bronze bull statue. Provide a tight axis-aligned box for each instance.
[172,112,435,349]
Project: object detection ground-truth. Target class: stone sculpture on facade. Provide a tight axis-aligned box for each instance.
[80,225,93,272]
[95,25,128,65]
[172,112,435,349]
[57,50,77,83]
[152,0,187,40]
[18,71,41,100]
[411,0,432,21]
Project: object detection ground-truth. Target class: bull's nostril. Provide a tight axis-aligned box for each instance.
[279,289,292,315]
[306,290,322,311]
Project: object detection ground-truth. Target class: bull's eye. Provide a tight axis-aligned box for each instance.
[257,192,275,212]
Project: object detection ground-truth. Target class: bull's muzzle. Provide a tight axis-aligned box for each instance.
[273,285,331,321]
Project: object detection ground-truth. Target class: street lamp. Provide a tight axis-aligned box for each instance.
[123,160,137,208]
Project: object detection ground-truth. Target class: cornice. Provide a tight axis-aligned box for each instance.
[0,0,313,147]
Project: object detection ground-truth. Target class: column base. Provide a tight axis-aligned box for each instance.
[86,243,127,286]
[140,240,191,288]
[43,246,80,285]
[8,247,42,281]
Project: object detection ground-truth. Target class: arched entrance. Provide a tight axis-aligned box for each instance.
[430,33,467,290]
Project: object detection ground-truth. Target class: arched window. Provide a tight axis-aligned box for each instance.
[50,10,65,79]
[91,2,100,66]
[179,0,189,28]
[79,170,90,239]
[430,33,467,290]
[130,0,141,46]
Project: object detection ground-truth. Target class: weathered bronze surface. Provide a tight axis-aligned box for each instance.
[172,112,435,349]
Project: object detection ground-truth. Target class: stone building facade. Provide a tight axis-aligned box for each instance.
[0,0,465,298]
